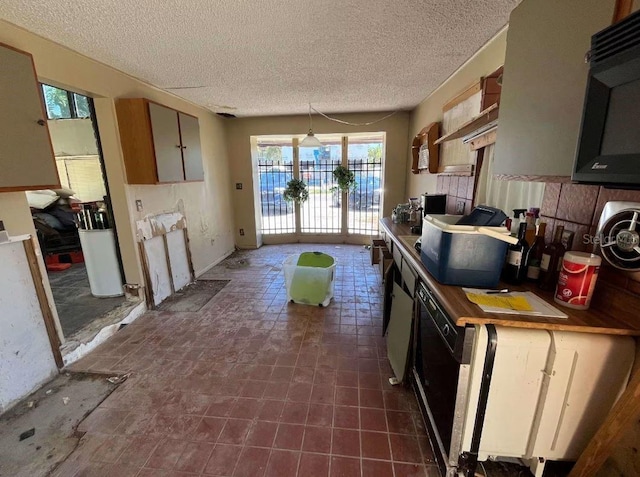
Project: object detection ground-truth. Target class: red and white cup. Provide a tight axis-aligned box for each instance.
[554,252,601,310]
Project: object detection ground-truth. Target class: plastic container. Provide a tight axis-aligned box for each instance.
[283,252,336,307]
[554,252,601,310]
[420,215,511,287]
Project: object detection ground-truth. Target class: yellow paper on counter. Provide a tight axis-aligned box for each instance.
[465,292,534,312]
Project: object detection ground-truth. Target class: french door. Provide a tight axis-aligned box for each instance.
[255,133,384,239]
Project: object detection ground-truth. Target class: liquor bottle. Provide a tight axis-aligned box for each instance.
[524,212,537,246]
[503,222,530,284]
[526,222,547,281]
[538,225,566,291]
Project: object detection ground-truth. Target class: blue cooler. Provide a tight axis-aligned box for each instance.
[420,215,510,287]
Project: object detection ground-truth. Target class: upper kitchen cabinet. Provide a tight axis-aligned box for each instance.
[0,43,59,192]
[493,0,616,179]
[115,98,205,184]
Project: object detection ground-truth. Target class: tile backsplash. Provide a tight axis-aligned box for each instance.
[435,175,475,215]
[435,177,640,295]
[540,183,640,293]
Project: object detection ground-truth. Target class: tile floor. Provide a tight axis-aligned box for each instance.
[61,244,437,477]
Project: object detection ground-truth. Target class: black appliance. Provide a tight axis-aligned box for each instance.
[412,282,497,477]
[455,205,508,226]
[573,10,640,186]
[420,193,447,216]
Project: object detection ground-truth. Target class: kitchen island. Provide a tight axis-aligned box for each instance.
[379,216,639,477]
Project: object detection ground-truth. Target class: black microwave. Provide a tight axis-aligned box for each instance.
[573,10,640,187]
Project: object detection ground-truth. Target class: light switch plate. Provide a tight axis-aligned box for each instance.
[236,183,243,190]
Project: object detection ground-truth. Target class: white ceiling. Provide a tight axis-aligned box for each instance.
[0,1,519,117]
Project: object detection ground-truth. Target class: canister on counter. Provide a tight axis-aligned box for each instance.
[554,252,601,310]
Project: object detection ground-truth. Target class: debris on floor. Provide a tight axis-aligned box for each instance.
[0,372,118,477]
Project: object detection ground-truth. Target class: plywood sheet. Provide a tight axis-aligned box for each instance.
[440,89,482,169]
[143,235,172,306]
[166,229,191,291]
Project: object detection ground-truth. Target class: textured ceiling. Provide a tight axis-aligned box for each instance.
[0,1,518,116]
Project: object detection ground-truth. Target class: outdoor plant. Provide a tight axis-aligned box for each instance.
[283,178,309,203]
[332,165,357,193]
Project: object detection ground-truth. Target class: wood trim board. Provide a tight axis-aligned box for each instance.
[612,0,634,23]
[23,238,63,368]
[443,80,483,112]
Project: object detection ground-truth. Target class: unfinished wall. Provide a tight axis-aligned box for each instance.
[405,27,508,199]
[225,112,410,248]
[0,20,235,288]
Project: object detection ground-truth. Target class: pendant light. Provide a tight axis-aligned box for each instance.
[299,103,322,148]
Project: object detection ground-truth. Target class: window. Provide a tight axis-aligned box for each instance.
[254,133,385,237]
[41,84,91,119]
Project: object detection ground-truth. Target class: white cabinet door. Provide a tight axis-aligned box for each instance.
[0,44,59,190]
[493,0,614,177]
[149,103,184,182]
[179,113,204,181]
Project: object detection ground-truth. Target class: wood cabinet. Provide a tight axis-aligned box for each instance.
[0,43,59,192]
[493,0,615,179]
[115,98,205,184]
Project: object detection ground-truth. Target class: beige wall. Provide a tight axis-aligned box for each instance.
[0,20,235,308]
[405,27,508,199]
[226,112,410,248]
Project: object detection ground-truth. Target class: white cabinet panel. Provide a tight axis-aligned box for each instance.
[179,113,204,181]
[149,102,184,183]
[387,282,414,382]
[0,44,59,190]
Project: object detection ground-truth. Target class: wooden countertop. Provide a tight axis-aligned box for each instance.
[381,217,640,336]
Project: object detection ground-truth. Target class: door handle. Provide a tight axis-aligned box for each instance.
[37,119,46,126]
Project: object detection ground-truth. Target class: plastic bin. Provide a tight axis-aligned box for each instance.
[283,252,336,307]
[420,214,509,287]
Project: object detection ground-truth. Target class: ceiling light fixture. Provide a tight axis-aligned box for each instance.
[299,103,323,148]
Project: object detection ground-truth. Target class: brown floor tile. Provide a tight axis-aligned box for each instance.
[175,441,215,473]
[233,447,270,477]
[302,425,331,453]
[361,430,391,460]
[230,398,262,419]
[333,406,359,429]
[330,456,360,477]
[145,438,187,469]
[306,403,333,427]
[218,419,252,445]
[394,462,429,476]
[257,400,285,421]
[280,401,309,424]
[390,434,423,464]
[335,387,358,406]
[331,428,360,457]
[245,420,278,447]
[265,450,300,477]
[203,444,242,476]
[299,453,329,477]
[274,423,304,450]
[363,459,394,477]
[360,408,388,432]
[193,417,227,442]
[387,410,416,435]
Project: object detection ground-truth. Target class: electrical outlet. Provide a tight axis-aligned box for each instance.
[239,228,245,236]
[135,199,143,212]
[235,183,243,190]
[456,200,465,214]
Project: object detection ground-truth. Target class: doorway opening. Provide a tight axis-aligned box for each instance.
[30,84,134,342]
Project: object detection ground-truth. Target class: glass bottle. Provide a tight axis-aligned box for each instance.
[526,222,547,281]
[538,225,566,291]
[503,222,530,284]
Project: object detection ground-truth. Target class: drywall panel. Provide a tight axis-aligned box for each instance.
[166,229,191,291]
[0,240,57,413]
[143,235,172,306]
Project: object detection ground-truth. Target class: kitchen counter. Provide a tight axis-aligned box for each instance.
[381,217,640,336]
